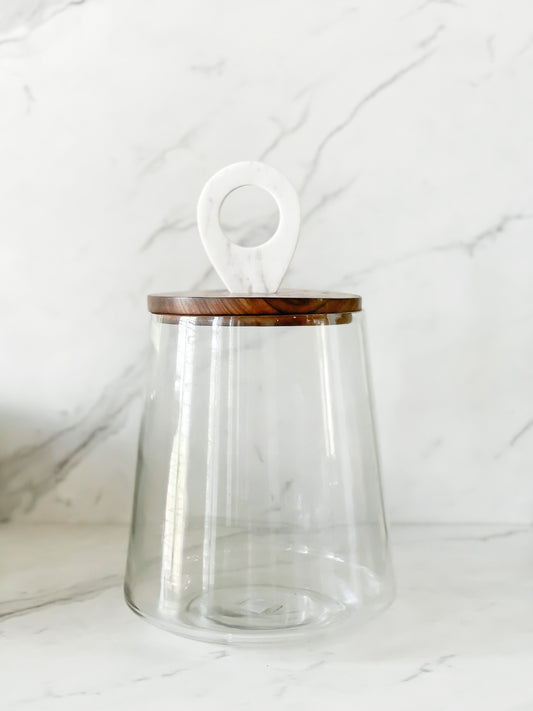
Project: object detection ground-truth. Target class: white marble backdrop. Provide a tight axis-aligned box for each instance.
[1,0,532,523]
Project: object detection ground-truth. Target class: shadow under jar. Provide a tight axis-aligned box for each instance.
[124,290,394,644]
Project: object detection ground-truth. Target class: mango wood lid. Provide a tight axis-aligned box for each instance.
[148,290,362,316]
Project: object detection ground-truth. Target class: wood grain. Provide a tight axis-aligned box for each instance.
[148,289,362,316]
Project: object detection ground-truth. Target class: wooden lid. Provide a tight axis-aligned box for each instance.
[148,290,362,316]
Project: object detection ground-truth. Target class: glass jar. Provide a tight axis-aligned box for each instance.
[124,162,394,643]
[125,294,394,643]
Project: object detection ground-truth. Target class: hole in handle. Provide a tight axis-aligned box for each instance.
[219,185,280,248]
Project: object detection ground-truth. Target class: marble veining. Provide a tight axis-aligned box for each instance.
[0,0,85,44]
[338,212,533,282]
[0,357,146,521]
[298,49,435,195]
[0,574,122,621]
[0,0,532,523]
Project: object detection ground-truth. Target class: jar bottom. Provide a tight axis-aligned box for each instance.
[185,584,344,631]
[125,567,393,644]
[125,533,393,644]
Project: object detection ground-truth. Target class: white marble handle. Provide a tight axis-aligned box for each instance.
[197,161,300,293]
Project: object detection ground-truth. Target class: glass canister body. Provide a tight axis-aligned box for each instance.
[125,307,394,643]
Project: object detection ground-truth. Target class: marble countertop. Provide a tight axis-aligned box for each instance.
[1,524,532,710]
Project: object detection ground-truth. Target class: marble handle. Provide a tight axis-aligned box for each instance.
[197,161,300,293]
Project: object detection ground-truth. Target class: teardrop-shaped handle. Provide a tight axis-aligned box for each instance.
[197,161,300,293]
